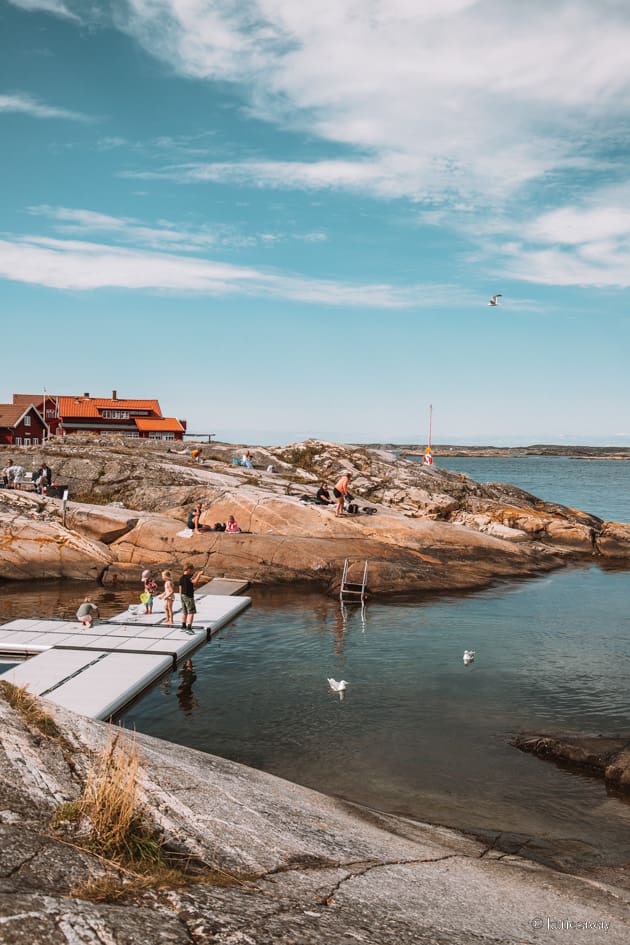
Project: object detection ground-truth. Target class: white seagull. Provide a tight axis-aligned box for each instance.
[488,294,503,306]
[463,650,475,665]
[328,678,350,699]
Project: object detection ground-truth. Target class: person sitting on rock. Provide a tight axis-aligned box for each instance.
[316,481,333,505]
[187,504,203,532]
[33,461,52,494]
[6,463,26,489]
[76,597,99,628]
[241,450,254,469]
[1,461,13,487]
[225,514,241,533]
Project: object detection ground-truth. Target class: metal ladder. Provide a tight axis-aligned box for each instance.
[340,558,369,604]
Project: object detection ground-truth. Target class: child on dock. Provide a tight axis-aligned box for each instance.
[141,569,159,614]
[159,569,175,626]
[76,597,99,628]
[178,564,205,632]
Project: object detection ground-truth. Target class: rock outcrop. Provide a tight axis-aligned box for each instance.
[1,436,629,593]
[2,693,630,944]
[512,733,630,793]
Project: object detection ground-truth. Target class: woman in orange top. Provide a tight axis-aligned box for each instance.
[333,472,351,517]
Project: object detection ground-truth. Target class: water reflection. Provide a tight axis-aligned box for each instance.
[176,659,198,716]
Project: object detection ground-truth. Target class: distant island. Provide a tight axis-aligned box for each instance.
[383,444,630,459]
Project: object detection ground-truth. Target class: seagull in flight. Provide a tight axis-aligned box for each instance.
[488,294,503,306]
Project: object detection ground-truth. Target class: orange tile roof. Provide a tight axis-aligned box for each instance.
[58,396,162,418]
[134,417,185,433]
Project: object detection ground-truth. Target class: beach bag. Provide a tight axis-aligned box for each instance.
[140,592,150,604]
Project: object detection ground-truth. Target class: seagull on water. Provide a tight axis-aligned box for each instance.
[463,650,475,665]
[328,678,350,699]
[488,294,503,306]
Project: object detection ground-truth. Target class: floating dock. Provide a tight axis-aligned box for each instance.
[0,579,251,720]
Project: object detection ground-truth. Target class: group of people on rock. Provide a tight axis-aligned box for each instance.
[1,459,52,493]
[316,472,356,516]
[186,504,241,533]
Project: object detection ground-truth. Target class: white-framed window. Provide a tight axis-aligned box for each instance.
[31,437,39,445]
[24,415,31,426]
[14,437,22,445]
[46,408,56,419]
[102,409,130,419]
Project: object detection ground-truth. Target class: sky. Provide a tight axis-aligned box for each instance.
[1,0,630,446]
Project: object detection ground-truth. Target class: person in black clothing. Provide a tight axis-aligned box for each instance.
[33,461,52,494]
[178,564,204,631]
[316,481,333,505]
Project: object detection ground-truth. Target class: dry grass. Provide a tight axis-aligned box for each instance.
[76,731,163,866]
[51,731,243,901]
[0,681,74,755]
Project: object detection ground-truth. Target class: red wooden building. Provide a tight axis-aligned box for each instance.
[56,392,186,440]
[5,391,186,441]
[12,393,61,436]
[0,402,48,446]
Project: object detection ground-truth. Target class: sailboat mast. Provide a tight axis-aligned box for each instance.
[428,404,433,450]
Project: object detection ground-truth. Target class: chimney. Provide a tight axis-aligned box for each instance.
[112,389,117,400]
[83,392,90,398]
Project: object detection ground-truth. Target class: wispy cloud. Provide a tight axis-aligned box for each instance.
[115,0,630,208]
[6,0,80,22]
[0,233,452,306]
[0,92,90,121]
[497,189,630,288]
[27,204,327,252]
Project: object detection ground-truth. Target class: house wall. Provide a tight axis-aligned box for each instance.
[0,410,48,446]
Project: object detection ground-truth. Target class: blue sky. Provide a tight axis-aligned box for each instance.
[1,0,630,445]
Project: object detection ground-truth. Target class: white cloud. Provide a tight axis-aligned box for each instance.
[492,183,630,287]
[115,0,630,206]
[0,233,456,306]
[27,204,325,251]
[0,92,90,121]
[6,0,80,21]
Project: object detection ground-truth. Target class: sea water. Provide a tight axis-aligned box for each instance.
[1,456,629,872]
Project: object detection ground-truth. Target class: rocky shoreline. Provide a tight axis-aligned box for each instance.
[2,692,630,944]
[1,436,630,594]
[513,733,630,794]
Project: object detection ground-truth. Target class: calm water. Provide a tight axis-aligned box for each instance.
[1,457,629,872]
[435,455,630,523]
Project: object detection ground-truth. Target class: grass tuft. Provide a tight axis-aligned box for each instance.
[51,731,244,901]
[76,731,163,866]
[0,681,72,749]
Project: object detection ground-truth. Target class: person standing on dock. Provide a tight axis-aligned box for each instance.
[178,564,204,631]
[141,569,159,614]
[159,570,175,626]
